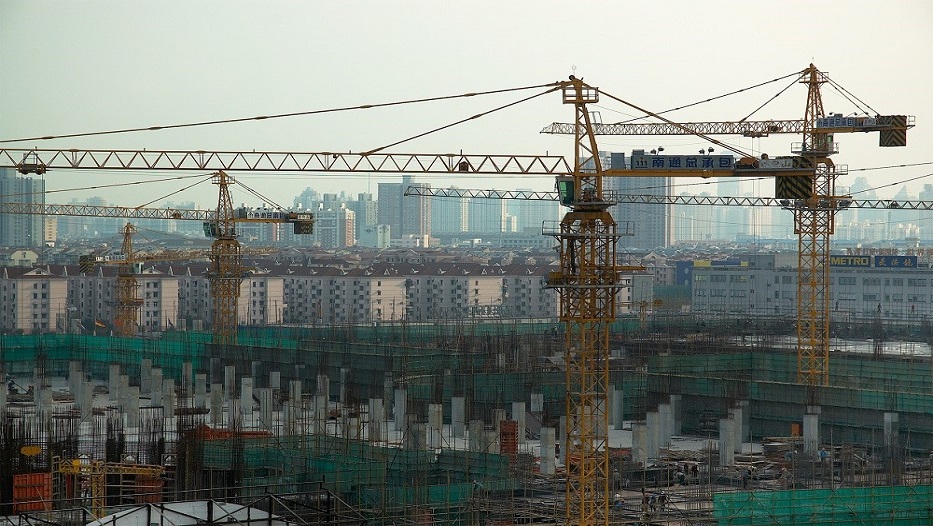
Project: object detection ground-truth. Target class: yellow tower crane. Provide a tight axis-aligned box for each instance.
[0,177,312,345]
[541,63,914,385]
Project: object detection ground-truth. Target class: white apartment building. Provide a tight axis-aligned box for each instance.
[0,267,68,333]
[0,259,656,333]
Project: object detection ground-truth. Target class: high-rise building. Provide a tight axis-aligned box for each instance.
[601,152,674,249]
[508,191,559,234]
[431,190,469,234]
[347,193,378,240]
[469,199,508,234]
[0,168,45,247]
[378,176,431,239]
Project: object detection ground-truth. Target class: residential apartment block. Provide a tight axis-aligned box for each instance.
[2,260,641,334]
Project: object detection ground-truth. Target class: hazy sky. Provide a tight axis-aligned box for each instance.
[2,1,932,214]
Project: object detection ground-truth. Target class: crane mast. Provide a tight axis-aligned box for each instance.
[114,223,144,336]
[208,170,244,348]
[545,77,618,526]
[796,64,835,386]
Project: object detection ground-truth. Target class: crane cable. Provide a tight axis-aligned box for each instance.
[0,173,210,201]
[597,88,751,158]
[600,70,803,124]
[0,82,561,144]
[362,84,563,155]
[738,75,801,123]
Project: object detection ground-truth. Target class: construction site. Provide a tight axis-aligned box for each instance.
[0,65,929,526]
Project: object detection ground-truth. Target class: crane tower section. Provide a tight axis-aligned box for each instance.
[545,77,619,526]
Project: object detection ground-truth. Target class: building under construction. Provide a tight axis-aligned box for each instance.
[2,313,933,525]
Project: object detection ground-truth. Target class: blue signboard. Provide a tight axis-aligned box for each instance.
[675,261,693,287]
[630,154,734,170]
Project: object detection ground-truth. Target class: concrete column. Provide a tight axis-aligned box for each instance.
[163,379,176,416]
[228,398,241,429]
[383,372,393,420]
[884,412,899,448]
[68,361,79,394]
[0,382,7,413]
[269,371,281,390]
[494,408,507,435]
[126,386,140,428]
[313,393,328,434]
[739,399,750,441]
[803,406,821,457]
[39,388,53,415]
[403,414,421,450]
[646,411,660,459]
[120,375,130,409]
[210,357,221,384]
[530,393,544,413]
[659,403,672,448]
[151,383,163,409]
[730,406,744,453]
[258,388,273,431]
[316,374,330,403]
[240,377,253,416]
[632,421,648,466]
[140,359,152,394]
[394,388,407,431]
[511,401,526,445]
[210,383,223,426]
[428,403,443,449]
[79,381,93,421]
[182,362,193,397]
[469,420,484,452]
[719,418,736,467]
[670,394,683,436]
[224,365,236,403]
[344,415,360,439]
[613,388,625,431]
[451,396,466,438]
[289,379,302,405]
[339,367,350,405]
[109,364,121,396]
[151,369,163,405]
[287,380,302,434]
[194,374,207,408]
[540,427,556,475]
[558,416,567,465]
[251,361,261,383]
[484,428,500,454]
[368,398,384,442]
